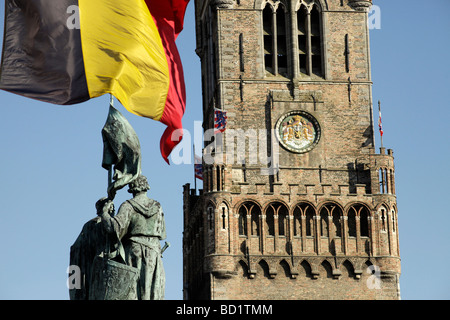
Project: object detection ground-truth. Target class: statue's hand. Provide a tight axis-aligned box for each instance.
[102,200,115,216]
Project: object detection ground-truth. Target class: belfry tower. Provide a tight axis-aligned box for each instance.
[183,0,400,300]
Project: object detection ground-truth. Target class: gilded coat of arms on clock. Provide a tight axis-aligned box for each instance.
[275,111,321,153]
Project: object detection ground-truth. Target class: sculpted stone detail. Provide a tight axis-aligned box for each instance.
[349,0,372,12]
[212,0,234,9]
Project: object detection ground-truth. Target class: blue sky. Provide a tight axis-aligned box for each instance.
[0,1,449,300]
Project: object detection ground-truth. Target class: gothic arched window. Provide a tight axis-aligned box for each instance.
[263,2,288,77]
[293,203,313,237]
[320,204,342,238]
[297,0,324,77]
[348,204,371,237]
[266,202,289,236]
[238,202,261,236]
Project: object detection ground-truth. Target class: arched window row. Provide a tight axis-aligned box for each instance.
[238,258,374,280]
[262,0,324,78]
[237,201,372,238]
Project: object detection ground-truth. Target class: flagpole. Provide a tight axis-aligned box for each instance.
[108,94,114,194]
[193,144,197,194]
[378,100,384,149]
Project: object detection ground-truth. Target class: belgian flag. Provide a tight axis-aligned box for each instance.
[0,0,189,163]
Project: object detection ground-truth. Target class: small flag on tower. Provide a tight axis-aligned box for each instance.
[214,108,228,134]
[194,154,203,181]
[378,101,384,137]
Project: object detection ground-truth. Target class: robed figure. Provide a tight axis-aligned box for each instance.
[99,175,167,300]
[69,198,115,300]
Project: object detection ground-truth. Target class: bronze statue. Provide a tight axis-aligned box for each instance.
[70,102,167,300]
[98,175,167,300]
[70,175,168,300]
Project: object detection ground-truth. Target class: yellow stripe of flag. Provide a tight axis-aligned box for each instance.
[79,0,170,121]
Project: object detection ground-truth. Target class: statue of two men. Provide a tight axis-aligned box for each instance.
[69,175,167,300]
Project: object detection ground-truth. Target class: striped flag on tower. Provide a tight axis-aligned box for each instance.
[194,154,203,180]
[378,101,384,137]
[214,108,228,134]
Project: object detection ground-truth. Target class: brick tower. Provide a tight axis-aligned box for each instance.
[183,0,400,300]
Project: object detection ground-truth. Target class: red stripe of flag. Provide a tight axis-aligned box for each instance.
[145,0,189,164]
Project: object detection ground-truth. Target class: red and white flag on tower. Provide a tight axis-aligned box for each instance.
[194,154,203,181]
[378,101,384,137]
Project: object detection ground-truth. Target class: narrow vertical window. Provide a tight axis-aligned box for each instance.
[348,209,356,237]
[384,168,389,193]
[310,4,323,76]
[263,4,274,74]
[238,206,247,236]
[276,5,288,76]
[251,206,260,236]
[297,5,308,75]
[278,206,287,236]
[222,207,226,230]
[360,207,369,237]
[379,168,385,193]
[381,208,386,231]
[390,169,395,194]
[392,211,396,232]
[306,210,314,237]
[293,206,303,237]
[215,165,223,191]
[333,211,341,237]
[209,167,213,192]
[239,33,245,72]
[266,209,275,236]
[208,207,214,231]
[320,210,328,237]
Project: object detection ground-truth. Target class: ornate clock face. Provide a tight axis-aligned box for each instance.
[275,111,321,153]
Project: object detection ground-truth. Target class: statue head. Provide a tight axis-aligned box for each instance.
[96,197,114,216]
[128,175,150,195]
